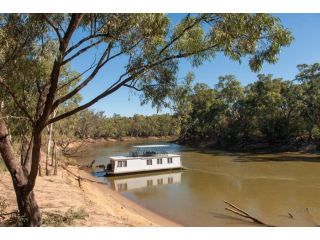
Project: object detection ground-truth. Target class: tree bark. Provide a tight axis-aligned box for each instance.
[0,114,41,226]
[54,146,58,175]
[46,110,56,171]
[13,184,41,226]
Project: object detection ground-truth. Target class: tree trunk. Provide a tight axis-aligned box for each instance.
[0,114,41,226]
[51,140,55,168]
[46,110,56,170]
[13,184,41,226]
[54,146,58,175]
[308,128,312,144]
[38,163,42,176]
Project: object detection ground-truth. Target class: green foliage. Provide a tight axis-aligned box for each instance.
[0,13,293,142]
[295,63,320,141]
[0,213,27,227]
[56,111,179,141]
[0,198,26,227]
[42,208,88,227]
[175,63,320,148]
[311,127,320,140]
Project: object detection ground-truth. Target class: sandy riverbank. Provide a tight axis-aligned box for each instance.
[0,165,181,227]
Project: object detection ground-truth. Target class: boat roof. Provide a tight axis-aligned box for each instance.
[110,154,180,160]
[133,144,169,148]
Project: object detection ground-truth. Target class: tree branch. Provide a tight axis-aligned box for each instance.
[158,14,206,56]
[27,14,85,193]
[65,33,110,56]
[42,14,62,43]
[60,14,84,53]
[47,74,136,126]
[37,14,84,129]
[62,38,105,65]
[47,43,219,126]
[123,83,143,91]
[0,81,34,123]
[52,42,113,111]
[57,59,98,92]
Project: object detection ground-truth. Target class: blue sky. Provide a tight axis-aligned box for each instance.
[73,13,320,117]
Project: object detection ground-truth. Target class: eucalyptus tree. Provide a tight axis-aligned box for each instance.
[246,75,290,143]
[0,13,292,226]
[295,63,320,143]
[171,72,195,139]
[214,75,245,143]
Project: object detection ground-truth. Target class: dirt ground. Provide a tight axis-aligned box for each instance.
[0,165,180,227]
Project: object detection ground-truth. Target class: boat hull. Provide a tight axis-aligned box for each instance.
[105,166,185,176]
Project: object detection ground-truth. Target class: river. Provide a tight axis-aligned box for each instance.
[75,140,320,226]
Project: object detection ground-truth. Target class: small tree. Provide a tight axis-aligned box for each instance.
[0,13,292,226]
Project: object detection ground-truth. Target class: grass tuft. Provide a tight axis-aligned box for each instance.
[42,208,88,226]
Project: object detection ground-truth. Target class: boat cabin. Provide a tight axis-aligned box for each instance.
[106,145,182,175]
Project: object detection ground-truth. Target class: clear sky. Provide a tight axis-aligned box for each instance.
[72,13,320,117]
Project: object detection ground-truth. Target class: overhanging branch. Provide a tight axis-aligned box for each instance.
[46,43,219,126]
[52,42,113,111]
[62,38,105,65]
[42,14,62,43]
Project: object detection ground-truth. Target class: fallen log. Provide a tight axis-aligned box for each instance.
[306,208,320,227]
[223,200,274,227]
[288,212,294,219]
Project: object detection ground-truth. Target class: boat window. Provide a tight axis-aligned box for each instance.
[147,180,153,186]
[157,158,162,164]
[168,158,173,164]
[157,178,163,185]
[146,159,152,165]
[168,177,173,184]
[117,183,127,191]
[117,161,127,167]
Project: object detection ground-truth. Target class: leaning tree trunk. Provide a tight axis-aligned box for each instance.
[0,114,41,226]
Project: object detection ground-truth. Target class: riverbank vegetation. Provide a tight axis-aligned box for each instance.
[58,111,179,140]
[174,63,320,151]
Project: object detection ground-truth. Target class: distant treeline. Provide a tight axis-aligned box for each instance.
[57,111,179,139]
[174,63,320,150]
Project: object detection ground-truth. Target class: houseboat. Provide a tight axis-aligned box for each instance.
[105,145,182,175]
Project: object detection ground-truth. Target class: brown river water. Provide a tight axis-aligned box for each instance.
[75,141,320,226]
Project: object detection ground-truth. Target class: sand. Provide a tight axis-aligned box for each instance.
[0,165,181,227]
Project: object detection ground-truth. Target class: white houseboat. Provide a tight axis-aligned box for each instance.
[105,145,182,175]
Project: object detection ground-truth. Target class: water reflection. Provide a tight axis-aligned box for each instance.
[108,171,182,192]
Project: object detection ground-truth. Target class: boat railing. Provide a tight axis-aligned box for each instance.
[129,150,168,157]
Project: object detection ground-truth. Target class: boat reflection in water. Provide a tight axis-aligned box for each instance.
[108,171,182,192]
